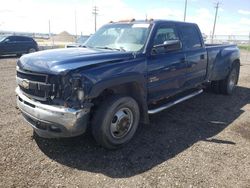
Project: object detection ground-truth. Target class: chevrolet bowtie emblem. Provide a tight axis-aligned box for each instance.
[21,79,30,89]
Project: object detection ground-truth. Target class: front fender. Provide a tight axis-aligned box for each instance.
[88,73,146,99]
[87,73,149,124]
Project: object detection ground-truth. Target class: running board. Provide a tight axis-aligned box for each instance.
[148,89,203,114]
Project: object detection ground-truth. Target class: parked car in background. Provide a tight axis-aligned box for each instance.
[65,35,90,48]
[0,35,38,56]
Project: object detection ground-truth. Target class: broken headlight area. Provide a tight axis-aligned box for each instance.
[54,74,86,108]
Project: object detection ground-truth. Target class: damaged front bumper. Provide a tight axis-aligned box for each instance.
[16,87,90,138]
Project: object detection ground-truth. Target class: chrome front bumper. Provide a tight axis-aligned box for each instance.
[16,87,90,138]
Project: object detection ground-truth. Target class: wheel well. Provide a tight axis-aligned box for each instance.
[232,59,240,67]
[91,82,149,124]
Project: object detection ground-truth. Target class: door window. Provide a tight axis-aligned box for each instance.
[153,27,179,46]
[6,37,16,42]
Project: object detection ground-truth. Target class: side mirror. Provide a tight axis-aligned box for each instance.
[152,40,182,54]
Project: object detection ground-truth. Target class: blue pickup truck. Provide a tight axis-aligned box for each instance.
[16,20,240,149]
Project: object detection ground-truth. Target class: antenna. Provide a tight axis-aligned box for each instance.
[92,6,99,32]
[211,1,221,43]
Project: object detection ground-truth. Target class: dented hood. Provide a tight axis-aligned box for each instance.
[17,47,134,75]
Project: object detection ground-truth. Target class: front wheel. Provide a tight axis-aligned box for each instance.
[92,95,140,149]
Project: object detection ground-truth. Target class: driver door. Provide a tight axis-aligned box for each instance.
[147,24,187,103]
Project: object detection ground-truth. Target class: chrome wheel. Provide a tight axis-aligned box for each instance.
[92,96,140,149]
[110,107,134,139]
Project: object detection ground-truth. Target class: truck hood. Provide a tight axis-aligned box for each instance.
[17,48,134,75]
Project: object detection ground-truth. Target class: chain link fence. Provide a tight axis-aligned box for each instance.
[206,35,249,45]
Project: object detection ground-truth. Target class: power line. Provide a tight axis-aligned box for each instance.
[184,0,188,22]
[92,6,98,32]
[211,2,221,43]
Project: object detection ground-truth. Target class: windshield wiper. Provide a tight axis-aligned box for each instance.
[95,46,126,52]
[80,45,89,48]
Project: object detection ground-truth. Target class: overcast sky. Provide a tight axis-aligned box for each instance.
[0,0,249,36]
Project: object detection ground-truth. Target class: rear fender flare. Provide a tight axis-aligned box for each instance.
[209,49,240,81]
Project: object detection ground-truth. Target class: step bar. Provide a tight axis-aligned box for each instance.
[148,89,203,114]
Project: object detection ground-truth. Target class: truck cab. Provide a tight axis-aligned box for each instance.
[16,20,240,149]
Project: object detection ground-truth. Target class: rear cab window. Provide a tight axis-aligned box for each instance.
[179,24,203,50]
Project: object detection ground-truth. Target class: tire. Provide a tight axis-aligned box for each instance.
[28,48,36,53]
[92,95,140,149]
[219,63,240,95]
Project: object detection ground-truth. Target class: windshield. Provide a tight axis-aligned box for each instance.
[76,36,89,44]
[85,23,151,52]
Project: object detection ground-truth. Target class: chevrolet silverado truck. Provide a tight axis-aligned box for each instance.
[16,20,240,149]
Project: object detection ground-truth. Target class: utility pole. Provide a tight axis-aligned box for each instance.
[184,0,187,22]
[92,6,98,32]
[247,32,250,62]
[48,20,54,47]
[48,20,51,39]
[211,2,220,43]
[75,10,77,39]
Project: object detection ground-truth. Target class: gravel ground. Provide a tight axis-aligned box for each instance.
[0,51,250,188]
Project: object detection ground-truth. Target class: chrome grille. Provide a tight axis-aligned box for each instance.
[17,70,48,83]
[16,70,51,101]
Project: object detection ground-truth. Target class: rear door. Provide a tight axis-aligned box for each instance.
[178,24,208,88]
[147,23,187,102]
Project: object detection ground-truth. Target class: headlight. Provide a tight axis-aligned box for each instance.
[71,76,85,102]
[71,77,81,89]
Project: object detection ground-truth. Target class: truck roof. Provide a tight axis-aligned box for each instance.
[109,19,197,26]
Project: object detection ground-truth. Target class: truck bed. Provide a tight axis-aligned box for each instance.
[205,44,239,81]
